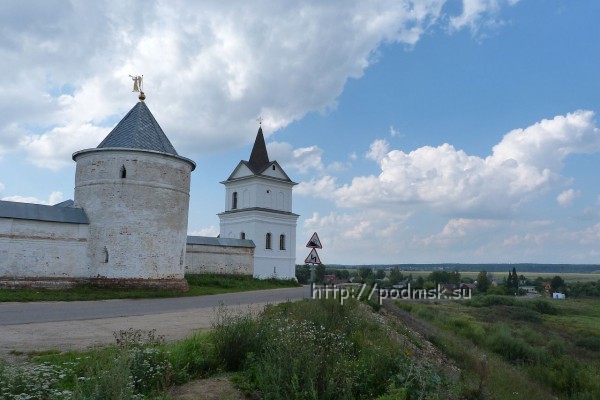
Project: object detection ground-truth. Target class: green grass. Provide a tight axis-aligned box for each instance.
[2,300,454,399]
[396,297,600,399]
[0,274,299,302]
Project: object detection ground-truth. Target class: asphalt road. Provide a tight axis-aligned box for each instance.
[0,286,310,356]
[0,286,309,325]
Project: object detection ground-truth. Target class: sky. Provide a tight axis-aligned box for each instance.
[1,0,599,265]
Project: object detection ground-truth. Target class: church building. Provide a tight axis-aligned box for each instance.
[218,128,299,279]
[0,94,298,289]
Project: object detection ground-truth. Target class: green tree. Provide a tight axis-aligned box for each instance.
[334,269,350,280]
[389,267,404,285]
[375,269,386,280]
[415,276,425,288]
[315,264,326,283]
[359,267,373,280]
[506,267,519,294]
[476,271,490,293]
[295,265,311,284]
[550,275,566,294]
[428,270,461,285]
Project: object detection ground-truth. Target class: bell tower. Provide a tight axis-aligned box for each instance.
[218,127,298,279]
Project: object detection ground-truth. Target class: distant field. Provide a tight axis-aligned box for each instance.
[401,271,600,282]
[334,267,600,282]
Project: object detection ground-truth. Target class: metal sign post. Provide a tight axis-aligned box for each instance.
[305,232,323,299]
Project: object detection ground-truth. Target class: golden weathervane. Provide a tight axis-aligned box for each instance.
[129,75,145,101]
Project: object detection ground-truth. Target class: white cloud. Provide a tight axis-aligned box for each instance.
[556,189,581,207]
[0,182,4,192]
[296,176,338,199]
[188,226,220,237]
[19,123,110,170]
[304,110,600,217]
[578,223,600,245]
[418,218,500,247]
[1,191,63,205]
[366,139,390,162]
[0,0,516,169]
[450,0,521,33]
[267,142,324,173]
[389,125,403,137]
[302,210,411,263]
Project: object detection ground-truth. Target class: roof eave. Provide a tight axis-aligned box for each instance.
[72,147,197,171]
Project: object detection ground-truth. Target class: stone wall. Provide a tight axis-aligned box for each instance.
[185,237,254,275]
[73,148,194,287]
[0,217,90,285]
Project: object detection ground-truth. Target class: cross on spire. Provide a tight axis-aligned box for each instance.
[256,116,263,126]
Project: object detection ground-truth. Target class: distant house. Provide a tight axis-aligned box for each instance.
[440,283,458,292]
[520,286,537,293]
[460,283,477,291]
[552,293,566,300]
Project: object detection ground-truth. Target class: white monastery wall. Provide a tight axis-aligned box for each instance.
[185,243,253,275]
[0,218,89,280]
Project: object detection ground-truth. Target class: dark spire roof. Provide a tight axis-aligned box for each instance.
[247,127,270,173]
[97,102,178,155]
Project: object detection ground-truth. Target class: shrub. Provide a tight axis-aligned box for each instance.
[212,306,262,371]
[237,299,446,399]
[529,299,558,315]
[168,332,219,383]
[575,335,600,351]
[509,308,541,323]
[486,326,546,365]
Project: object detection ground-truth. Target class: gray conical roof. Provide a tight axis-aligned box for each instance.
[247,127,269,173]
[97,102,178,155]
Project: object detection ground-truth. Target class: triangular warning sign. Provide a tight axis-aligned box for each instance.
[304,248,322,264]
[306,232,322,249]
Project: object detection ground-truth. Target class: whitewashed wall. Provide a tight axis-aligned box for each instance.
[0,218,90,281]
[185,242,254,275]
[73,148,194,288]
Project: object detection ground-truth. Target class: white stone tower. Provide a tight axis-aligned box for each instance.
[72,99,196,290]
[218,128,299,279]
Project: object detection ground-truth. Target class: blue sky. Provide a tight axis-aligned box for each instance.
[1,0,599,265]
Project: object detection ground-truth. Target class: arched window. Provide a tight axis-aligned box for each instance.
[265,233,272,249]
[120,165,126,179]
[272,165,276,170]
[279,234,286,250]
[240,232,245,240]
[232,192,238,209]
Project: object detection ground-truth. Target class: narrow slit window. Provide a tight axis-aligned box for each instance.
[232,192,238,209]
[279,234,286,250]
[240,232,246,240]
[266,233,272,249]
[272,165,276,170]
[120,165,127,179]
[103,246,109,263]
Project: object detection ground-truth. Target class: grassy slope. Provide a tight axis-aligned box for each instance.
[393,297,600,399]
[0,274,299,302]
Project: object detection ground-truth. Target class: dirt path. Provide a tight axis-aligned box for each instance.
[169,376,245,400]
